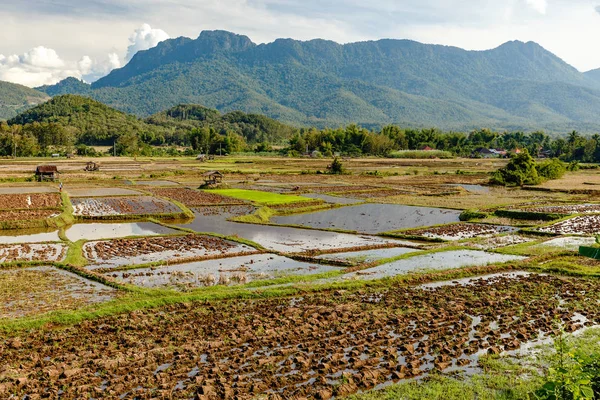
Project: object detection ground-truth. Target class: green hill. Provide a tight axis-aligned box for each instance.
[8,95,296,146]
[37,31,600,132]
[0,81,49,120]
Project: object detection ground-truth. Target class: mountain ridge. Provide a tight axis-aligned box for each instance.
[35,30,600,132]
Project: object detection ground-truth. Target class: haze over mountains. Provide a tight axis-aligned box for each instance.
[4,30,600,131]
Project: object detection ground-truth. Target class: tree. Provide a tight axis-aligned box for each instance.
[491,149,541,186]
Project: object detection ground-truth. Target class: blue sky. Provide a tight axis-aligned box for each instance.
[1,0,600,86]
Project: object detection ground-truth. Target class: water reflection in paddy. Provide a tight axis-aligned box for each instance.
[272,204,461,234]
[65,222,178,241]
[178,207,410,253]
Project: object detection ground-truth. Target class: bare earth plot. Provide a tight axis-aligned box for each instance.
[0,274,597,398]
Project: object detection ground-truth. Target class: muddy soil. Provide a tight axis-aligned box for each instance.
[0,243,66,263]
[84,235,257,269]
[521,204,600,214]
[72,196,182,217]
[0,193,61,210]
[1,274,598,398]
[149,188,244,206]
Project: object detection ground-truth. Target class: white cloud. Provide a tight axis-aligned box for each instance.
[78,53,122,83]
[0,46,78,87]
[125,24,170,61]
[525,0,548,14]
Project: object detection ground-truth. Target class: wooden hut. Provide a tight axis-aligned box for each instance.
[202,171,223,185]
[35,165,59,182]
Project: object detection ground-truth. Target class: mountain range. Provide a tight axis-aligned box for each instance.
[4,30,600,131]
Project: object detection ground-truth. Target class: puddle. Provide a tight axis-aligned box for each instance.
[330,250,526,281]
[178,207,409,253]
[65,222,179,241]
[108,254,341,289]
[67,187,142,197]
[85,235,257,270]
[133,180,180,186]
[0,230,61,244]
[316,247,420,264]
[300,193,362,205]
[272,204,461,234]
[0,266,117,319]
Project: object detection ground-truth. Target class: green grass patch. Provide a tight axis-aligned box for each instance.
[205,188,313,206]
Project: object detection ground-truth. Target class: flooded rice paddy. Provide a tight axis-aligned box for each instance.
[72,196,182,217]
[272,203,461,234]
[109,254,339,290]
[0,230,61,244]
[65,222,179,241]
[179,206,408,252]
[316,247,420,264]
[334,250,526,281]
[0,243,66,263]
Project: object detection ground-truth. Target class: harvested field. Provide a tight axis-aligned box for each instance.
[538,215,600,235]
[134,180,180,186]
[534,236,597,251]
[84,235,258,269]
[335,188,409,199]
[72,196,182,217]
[67,187,142,197]
[2,274,598,398]
[269,200,324,211]
[0,209,60,221]
[0,193,61,210]
[0,243,66,263]
[402,223,515,241]
[0,266,116,319]
[301,193,362,204]
[307,185,376,194]
[149,188,244,206]
[109,254,337,290]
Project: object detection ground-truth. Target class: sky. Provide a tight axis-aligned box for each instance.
[1,0,600,87]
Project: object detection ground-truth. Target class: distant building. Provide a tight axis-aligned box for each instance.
[421,146,435,151]
[202,170,223,185]
[472,148,508,158]
[35,165,59,182]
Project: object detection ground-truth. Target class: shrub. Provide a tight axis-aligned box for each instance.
[538,158,567,180]
[491,149,542,186]
[459,209,488,221]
